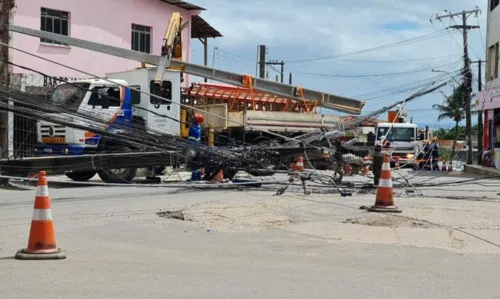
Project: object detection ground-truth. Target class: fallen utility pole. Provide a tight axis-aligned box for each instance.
[8,26,366,115]
[344,82,448,129]
[436,8,481,164]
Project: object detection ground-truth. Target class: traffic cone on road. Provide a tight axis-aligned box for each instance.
[15,171,66,260]
[296,157,305,171]
[368,154,402,213]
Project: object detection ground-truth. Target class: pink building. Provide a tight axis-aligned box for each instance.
[11,0,221,87]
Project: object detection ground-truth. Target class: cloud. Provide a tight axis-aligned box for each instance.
[189,0,487,128]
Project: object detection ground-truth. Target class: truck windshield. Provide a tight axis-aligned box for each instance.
[49,83,90,112]
[377,127,415,142]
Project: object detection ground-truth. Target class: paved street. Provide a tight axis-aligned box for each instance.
[1,172,500,298]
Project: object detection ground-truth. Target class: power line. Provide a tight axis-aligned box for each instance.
[284,29,453,63]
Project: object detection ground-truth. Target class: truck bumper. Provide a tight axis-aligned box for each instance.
[34,144,86,156]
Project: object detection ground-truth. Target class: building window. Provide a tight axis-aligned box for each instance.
[491,0,499,11]
[488,43,499,81]
[131,24,151,53]
[40,8,69,45]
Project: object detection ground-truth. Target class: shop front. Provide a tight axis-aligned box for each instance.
[477,88,500,167]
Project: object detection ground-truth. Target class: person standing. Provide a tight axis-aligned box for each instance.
[188,113,204,181]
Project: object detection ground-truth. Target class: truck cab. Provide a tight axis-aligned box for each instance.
[35,68,181,156]
[375,122,419,166]
[35,79,131,156]
[34,68,182,183]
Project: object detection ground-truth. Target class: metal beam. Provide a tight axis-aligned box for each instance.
[8,25,366,115]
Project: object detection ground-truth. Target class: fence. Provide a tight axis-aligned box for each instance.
[8,73,54,158]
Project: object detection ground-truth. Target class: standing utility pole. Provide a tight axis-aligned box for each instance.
[436,9,480,165]
[471,59,483,165]
[258,45,266,79]
[0,0,13,159]
[265,60,285,83]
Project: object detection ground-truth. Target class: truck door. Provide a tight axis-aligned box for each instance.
[87,85,122,126]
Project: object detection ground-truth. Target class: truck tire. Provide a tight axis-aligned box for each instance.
[97,167,137,184]
[65,171,97,182]
[96,144,138,184]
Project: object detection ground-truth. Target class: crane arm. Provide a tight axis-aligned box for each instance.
[155,12,186,85]
[8,24,366,115]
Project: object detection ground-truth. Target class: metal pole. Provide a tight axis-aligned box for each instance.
[203,38,208,83]
[289,72,292,85]
[280,61,284,83]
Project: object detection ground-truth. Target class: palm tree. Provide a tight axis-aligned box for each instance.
[432,85,476,153]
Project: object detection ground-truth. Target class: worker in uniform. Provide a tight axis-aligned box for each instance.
[188,113,204,181]
[380,136,391,149]
[431,136,440,170]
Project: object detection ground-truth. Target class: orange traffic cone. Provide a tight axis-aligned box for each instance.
[361,157,371,175]
[296,156,305,171]
[15,171,66,260]
[210,169,224,184]
[368,154,402,213]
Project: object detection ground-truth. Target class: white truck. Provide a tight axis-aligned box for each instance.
[35,68,182,182]
[375,122,421,167]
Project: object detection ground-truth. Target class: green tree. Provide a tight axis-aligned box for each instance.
[432,85,476,153]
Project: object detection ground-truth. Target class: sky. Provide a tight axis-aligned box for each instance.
[188,0,487,131]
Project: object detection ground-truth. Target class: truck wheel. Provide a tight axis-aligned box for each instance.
[65,171,97,182]
[97,168,137,184]
[97,144,137,183]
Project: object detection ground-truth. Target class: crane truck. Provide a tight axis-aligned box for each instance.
[6,16,365,183]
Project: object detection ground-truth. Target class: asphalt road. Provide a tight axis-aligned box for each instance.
[1,174,500,298]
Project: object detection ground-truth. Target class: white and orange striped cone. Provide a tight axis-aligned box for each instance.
[15,171,66,260]
[361,157,371,175]
[210,169,224,184]
[296,156,305,171]
[368,154,402,213]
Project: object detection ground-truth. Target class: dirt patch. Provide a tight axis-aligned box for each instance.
[156,210,186,221]
[343,214,434,228]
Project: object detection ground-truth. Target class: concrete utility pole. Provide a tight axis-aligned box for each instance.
[258,45,266,79]
[471,59,483,165]
[436,8,480,165]
[0,0,13,159]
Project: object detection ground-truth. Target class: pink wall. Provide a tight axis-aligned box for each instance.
[11,0,199,84]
